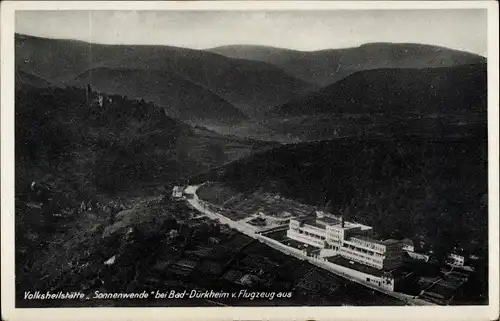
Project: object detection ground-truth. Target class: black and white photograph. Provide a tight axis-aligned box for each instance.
[1,1,499,321]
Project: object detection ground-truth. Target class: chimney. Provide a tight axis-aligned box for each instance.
[341,215,345,228]
[86,84,92,106]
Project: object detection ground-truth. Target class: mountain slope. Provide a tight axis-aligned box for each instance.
[191,134,488,263]
[174,57,314,117]
[273,63,487,116]
[16,70,53,89]
[16,33,315,118]
[14,84,279,306]
[72,67,248,125]
[210,43,486,86]
[15,85,276,201]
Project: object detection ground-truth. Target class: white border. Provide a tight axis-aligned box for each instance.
[1,2,499,321]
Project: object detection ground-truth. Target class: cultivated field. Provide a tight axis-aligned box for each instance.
[197,182,316,220]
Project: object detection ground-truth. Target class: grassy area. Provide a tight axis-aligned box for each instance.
[197,182,317,220]
[264,230,288,242]
[197,183,240,206]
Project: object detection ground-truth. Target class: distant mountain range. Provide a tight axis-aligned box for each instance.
[15,33,314,123]
[273,63,487,116]
[210,43,486,86]
[16,33,488,142]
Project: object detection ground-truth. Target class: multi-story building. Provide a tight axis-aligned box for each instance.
[286,211,403,270]
[339,235,403,270]
[172,186,184,198]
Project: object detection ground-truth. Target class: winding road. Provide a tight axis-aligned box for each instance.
[183,184,434,306]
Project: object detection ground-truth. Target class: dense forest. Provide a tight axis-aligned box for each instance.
[13,32,490,307]
[17,85,183,196]
[14,84,273,305]
[191,133,488,263]
[15,84,273,200]
[273,64,487,116]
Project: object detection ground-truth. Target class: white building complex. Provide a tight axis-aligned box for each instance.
[287,211,403,270]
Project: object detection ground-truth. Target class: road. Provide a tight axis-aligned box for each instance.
[184,184,259,235]
[183,184,434,306]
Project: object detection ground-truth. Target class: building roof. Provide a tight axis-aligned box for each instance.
[383,239,401,245]
[223,270,243,283]
[303,219,327,229]
[325,255,387,277]
[350,236,386,245]
[449,247,469,257]
[303,217,370,232]
[176,259,198,269]
[400,238,414,246]
[238,274,260,285]
[279,211,292,218]
[448,252,465,258]
[313,211,373,229]
[316,216,342,225]
[359,224,374,231]
[348,236,400,247]
[188,247,213,258]
[291,216,311,223]
[424,283,456,300]
[293,214,373,233]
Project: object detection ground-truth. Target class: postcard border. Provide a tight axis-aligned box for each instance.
[1,2,499,321]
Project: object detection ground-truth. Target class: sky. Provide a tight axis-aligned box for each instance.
[16,9,487,56]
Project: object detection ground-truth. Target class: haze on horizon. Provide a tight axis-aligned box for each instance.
[16,9,487,56]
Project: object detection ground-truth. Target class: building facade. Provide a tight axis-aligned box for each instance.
[286,211,403,270]
[172,186,184,198]
[447,253,465,266]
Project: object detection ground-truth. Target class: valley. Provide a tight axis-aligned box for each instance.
[13,32,489,308]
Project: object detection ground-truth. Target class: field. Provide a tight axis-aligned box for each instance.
[197,182,316,220]
[194,181,486,305]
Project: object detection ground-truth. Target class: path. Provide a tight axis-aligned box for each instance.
[184,184,434,306]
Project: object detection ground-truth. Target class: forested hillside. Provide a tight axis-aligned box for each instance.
[274,64,487,116]
[211,43,486,86]
[15,83,276,306]
[191,134,488,262]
